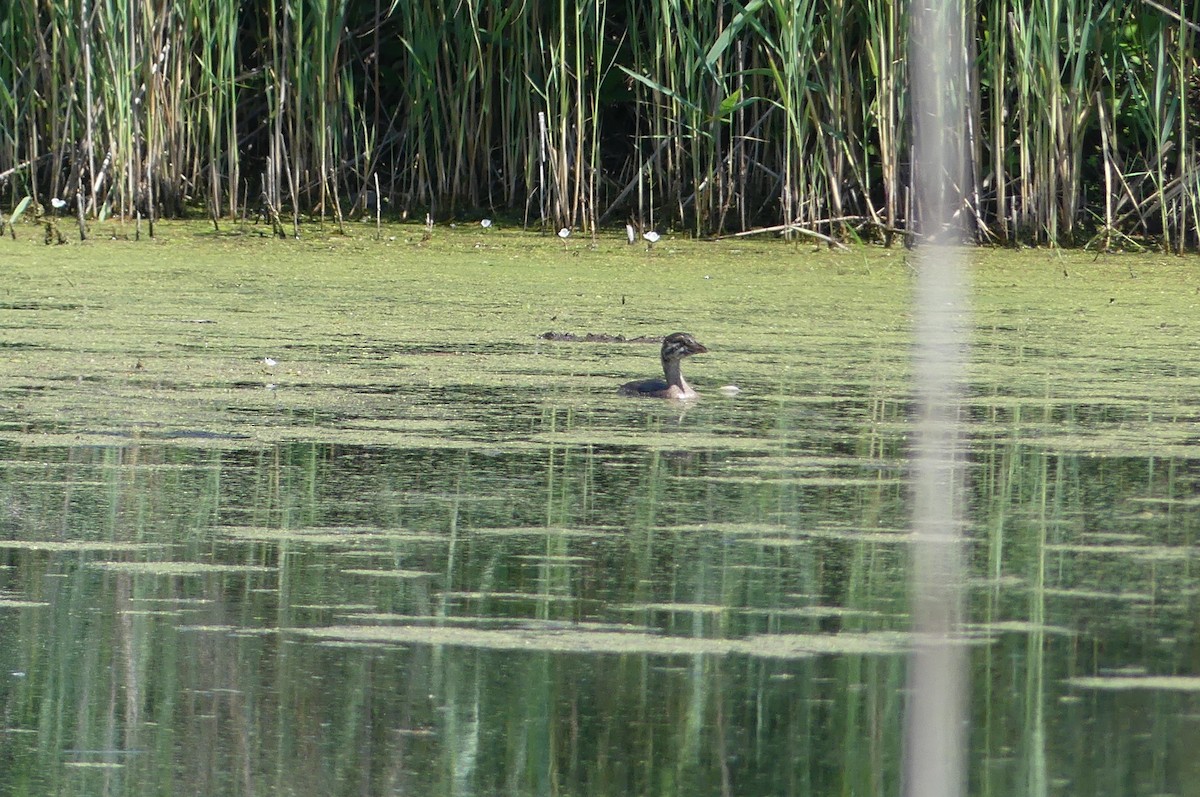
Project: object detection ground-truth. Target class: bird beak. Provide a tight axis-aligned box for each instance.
[694,343,709,354]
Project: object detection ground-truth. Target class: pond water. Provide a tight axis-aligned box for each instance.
[1,224,1199,795]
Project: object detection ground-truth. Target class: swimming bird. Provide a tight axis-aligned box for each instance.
[618,333,708,399]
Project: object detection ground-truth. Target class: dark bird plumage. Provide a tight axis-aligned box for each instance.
[618,332,708,399]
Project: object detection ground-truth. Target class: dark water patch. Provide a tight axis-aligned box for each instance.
[0,384,49,394]
[42,374,105,384]
[0,301,84,311]
[539,331,661,343]
[228,380,283,390]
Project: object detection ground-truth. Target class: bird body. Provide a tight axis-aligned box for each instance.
[618,332,708,399]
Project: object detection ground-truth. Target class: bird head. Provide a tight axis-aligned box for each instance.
[661,332,708,361]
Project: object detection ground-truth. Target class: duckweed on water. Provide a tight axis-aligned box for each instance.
[216,526,446,544]
[1068,676,1200,691]
[3,225,1197,455]
[290,624,910,658]
[443,589,581,599]
[1041,588,1155,602]
[5,225,1200,794]
[472,526,608,538]
[341,568,437,579]
[88,561,276,575]
[973,620,1076,636]
[1046,543,1195,560]
[620,602,729,614]
[0,541,162,552]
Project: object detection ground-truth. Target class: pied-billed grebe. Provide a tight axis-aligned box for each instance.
[618,332,708,399]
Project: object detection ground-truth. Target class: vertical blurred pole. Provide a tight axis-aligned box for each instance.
[905,0,968,795]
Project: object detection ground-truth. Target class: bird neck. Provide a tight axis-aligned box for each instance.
[661,356,690,393]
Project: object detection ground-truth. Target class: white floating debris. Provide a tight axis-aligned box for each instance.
[718,385,741,395]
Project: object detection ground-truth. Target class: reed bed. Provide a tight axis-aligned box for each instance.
[0,0,1196,248]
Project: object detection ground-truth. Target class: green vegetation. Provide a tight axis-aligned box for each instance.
[0,2,1196,247]
[2,232,1200,793]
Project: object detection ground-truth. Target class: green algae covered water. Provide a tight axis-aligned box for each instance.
[1,222,1199,795]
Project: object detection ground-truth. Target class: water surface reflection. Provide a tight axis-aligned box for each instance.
[2,380,1198,795]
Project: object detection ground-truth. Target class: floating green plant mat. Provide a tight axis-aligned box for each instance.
[699,474,903,486]
[438,592,581,603]
[290,623,911,658]
[87,561,275,575]
[4,226,1200,794]
[0,541,162,552]
[1046,543,1195,560]
[657,522,795,535]
[470,526,610,538]
[0,598,49,608]
[341,568,437,579]
[2,230,1197,461]
[746,606,886,619]
[1068,676,1200,691]
[970,621,1076,635]
[616,602,729,614]
[1041,588,1154,602]
[216,526,447,544]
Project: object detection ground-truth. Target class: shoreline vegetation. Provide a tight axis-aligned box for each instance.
[0,1,1197,250]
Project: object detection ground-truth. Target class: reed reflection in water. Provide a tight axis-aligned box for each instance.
[1,378,1198,795]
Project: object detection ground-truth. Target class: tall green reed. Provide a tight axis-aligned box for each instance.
[0,0,1195,248]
